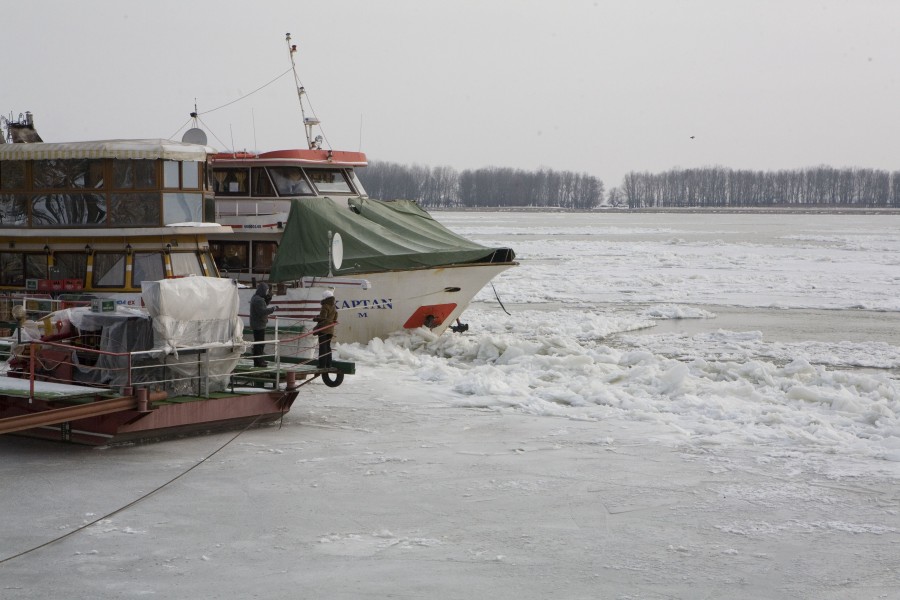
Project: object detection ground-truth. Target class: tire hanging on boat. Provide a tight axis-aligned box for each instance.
[322,371,344,387]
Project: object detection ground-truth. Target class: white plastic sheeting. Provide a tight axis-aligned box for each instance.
[12,278,246,394]
[142,277,246,393]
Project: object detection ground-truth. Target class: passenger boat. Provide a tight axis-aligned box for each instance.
[0,114,226,308]
[0,117,350,444]
[204,35,517,345]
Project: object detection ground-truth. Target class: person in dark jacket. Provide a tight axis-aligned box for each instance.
[314,289,338,368]
[249,282,277,367]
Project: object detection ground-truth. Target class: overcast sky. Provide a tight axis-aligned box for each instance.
[7,0,900,188]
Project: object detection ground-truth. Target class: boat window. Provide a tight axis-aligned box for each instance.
[169,252,204,277]
[0,252,24,285]
[25,254,49,280]
[163,160,181,189]
[347,169,367,197]
[162,193,203,224]
[0,194,29,226]
[210,241,249,273]
[4,253,47,285]
[1,161,26,190]
[212,168,250,196]
[252,241,278,273]
[269,167,313,196]
[109,193,161,227]
[31,194,107,227]
[182,161,200,189]
[252,167,276,196]
[92,252,126,287]
[204,195,216,222]
[33,159,104,189]
[113,159,157,189]
[306,168,353,194]
[132,252,165,286]
[52,252,88,282]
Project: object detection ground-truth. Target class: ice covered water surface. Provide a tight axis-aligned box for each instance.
[341,212,900,466]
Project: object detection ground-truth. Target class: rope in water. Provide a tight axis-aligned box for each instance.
[0,403,289,565]
[491,282,511,316]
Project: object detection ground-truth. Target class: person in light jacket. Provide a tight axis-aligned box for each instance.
[249,282,277,367]
[314,290,338,368]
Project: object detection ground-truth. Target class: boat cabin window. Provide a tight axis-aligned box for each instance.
[1,161,26,190]
[0,252,32,285]
[0,156,215,231]
[92,252,126,287]
[0,252,47,285]
[27,253,48,281]
[347,169,368,197]
[269,167,313,196]
[0,252,25,285]
[169,252,204,277]
[52,252,88,283]
[109,192,161,226]
[253,241,278,273]
[113,160,157,190]
[211,241,249,272]
[252,167,276,196]
[32,194,107,227]
[0,195,28,226]
[33,159,104,190]
[163,161,180,189]
[162,193,203,224]
[307,169,353,194]
[212,168,250,196]
[162,160,201,190]
[182,161,200,189]
[132,252,165,286]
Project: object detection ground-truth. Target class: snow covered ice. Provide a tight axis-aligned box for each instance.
[2,212,899,599]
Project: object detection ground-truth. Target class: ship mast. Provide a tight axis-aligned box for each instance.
[286,33,324,150]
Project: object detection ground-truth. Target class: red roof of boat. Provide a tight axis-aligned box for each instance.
[212,149,367,167]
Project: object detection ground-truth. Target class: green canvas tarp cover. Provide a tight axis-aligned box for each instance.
[269,198,513,281]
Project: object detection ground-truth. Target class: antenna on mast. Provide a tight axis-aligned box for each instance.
[286,32,323,150]
[181,99,208,145]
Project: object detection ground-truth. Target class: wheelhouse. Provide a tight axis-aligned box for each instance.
[209,149,368,278]
[210,149,368,200]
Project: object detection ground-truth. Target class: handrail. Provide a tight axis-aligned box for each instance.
[8,308,339,403]
[12,324,322,400]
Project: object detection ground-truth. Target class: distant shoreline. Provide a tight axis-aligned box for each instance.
[431,206,900,215]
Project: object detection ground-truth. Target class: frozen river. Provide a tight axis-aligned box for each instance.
[2,211,898,599]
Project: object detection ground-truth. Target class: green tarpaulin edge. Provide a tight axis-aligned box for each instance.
[270,198,511,281]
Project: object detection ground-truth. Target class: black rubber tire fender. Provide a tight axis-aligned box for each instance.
[322,371,344,387]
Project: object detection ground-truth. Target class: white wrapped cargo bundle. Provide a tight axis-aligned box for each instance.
[141,277,246,393]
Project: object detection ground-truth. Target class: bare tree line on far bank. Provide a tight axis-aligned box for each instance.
[358,162,605,209]
[612,166,900,208]
[357,162,900,209]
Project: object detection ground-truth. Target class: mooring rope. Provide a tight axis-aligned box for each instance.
[491,282,511,316]
[0,414,266,565]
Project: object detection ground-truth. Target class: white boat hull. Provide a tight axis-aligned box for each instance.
[239,262,514,345]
